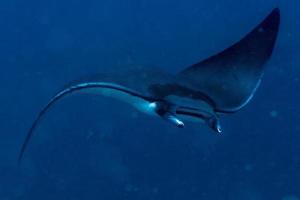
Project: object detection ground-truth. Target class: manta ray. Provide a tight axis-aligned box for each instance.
[18,8,280,163]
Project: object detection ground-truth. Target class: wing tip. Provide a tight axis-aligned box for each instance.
[262,7,280,30]
[177,8,281,113]
[272,7,280,16]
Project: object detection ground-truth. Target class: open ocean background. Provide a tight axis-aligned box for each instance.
[0,0,299,199]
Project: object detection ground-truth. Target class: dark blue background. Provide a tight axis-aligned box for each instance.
[1,0,299,199]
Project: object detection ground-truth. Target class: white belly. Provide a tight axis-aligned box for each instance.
[82,87,157,116]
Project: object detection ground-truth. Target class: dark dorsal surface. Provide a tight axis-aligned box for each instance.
[64,67,176,96]
[18,9,281,163]
[177,8,280,113]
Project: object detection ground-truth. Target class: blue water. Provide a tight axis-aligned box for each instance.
[1,0,299,199]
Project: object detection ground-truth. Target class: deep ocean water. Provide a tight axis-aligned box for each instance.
[0,0,300,199]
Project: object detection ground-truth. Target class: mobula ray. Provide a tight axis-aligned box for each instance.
[18,8,280,162]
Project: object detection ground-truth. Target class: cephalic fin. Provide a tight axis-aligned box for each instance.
[162,113,185,128]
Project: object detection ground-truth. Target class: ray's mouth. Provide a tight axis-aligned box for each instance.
[176,108,222,133]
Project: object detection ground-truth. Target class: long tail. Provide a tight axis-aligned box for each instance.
[18,82,148,164]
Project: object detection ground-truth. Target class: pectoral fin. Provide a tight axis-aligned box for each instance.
[177,8,280,112]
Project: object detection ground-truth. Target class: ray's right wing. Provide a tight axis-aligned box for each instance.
[177,8,280,113]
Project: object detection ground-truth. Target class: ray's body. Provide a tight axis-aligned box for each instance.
[18,8,280,163]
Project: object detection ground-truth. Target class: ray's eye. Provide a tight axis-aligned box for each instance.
[151,101,175,115]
